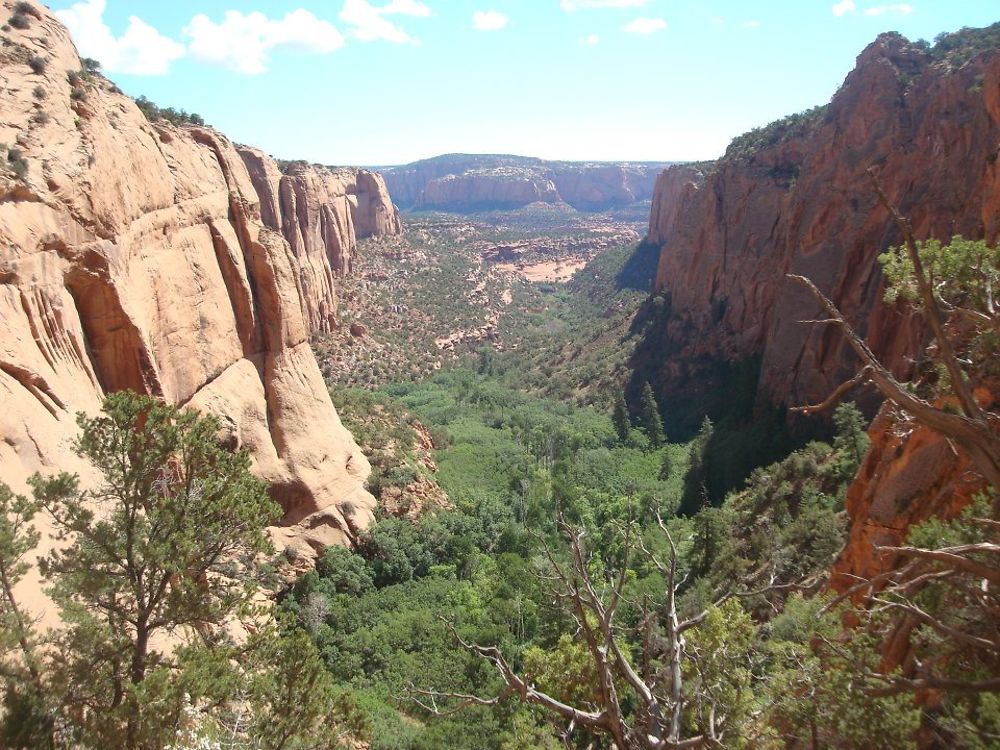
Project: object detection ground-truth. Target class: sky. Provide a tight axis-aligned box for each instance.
[45,0,999,166]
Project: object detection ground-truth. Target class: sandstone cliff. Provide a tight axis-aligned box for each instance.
[382,154,669,211]
[0,0,400,570]
[238,150,400,332]
[641,30,1000,425]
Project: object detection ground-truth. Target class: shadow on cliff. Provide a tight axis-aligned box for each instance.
[625,288,805,511]
[614,239,663,293]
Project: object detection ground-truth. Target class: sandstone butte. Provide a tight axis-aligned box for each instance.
[0,0,401,621]
[644,31,1000,602]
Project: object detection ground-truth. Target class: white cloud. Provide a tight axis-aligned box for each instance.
[184,9,344,74]
[382,0,432,15]
[473,11,508,31]
[578,33,601,45]
[55,0,185,75]
[832,0,856,16]
[561,0,647,11]
[339,0,430,44]
[742,19,761,28]
[864,3,913,16]
[623,17,667,35]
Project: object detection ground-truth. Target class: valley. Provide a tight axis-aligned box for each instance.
[315,205,650,403]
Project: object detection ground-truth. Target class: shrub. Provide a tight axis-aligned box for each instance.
[31,85,44,99]
[27,55,45,74]
[80,57,101,74]
[10,157,28,179]
[30,110,48,125]
[66,70,80,86]
[69,87,86,102]
[8,13,29,30]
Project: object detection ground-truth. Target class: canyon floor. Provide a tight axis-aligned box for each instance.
[314,203,655,403]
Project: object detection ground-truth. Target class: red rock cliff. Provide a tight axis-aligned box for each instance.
[0,0,400,565]
[644,31,1000,417]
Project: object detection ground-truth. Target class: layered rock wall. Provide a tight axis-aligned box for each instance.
[644,33,1000,417]
[383,154,669,211]
[0,0,399,566]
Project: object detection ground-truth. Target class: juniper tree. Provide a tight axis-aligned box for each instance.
[29,391,280,748]
[0,484,48,748]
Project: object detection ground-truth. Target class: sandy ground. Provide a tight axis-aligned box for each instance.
[495,259,588,283]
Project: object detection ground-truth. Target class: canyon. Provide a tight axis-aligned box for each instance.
[0,2,997,744]
[0,0,399,567]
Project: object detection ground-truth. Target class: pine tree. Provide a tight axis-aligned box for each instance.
[679,416,714,516]
[659,448,673,480]
[30,391,281,748]
[612,393,631,444]
[832,401,869,481]
[638,382,665,447]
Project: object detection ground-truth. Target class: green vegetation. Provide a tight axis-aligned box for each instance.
[8,13,29,30]
[725,105,828,160]
[281,369,689,747]
[134,95,206,127]
[7,146,28,179]
[930,21,1000,67]
[285,376,890,747]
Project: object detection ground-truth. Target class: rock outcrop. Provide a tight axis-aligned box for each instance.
[382,154,669,211]
[0,0,400,570]
[641,29,1000,423]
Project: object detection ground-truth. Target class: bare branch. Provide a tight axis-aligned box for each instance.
[876,543,1000,586]
[791,367,872,415]
[787,272,1000,490]
[870,596,1000,652]
[870,675,1000,696]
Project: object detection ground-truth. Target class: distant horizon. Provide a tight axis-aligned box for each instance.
[356,153,680,170]
[47,1,1000,166]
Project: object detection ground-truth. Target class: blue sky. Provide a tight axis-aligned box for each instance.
[47,1,999,166]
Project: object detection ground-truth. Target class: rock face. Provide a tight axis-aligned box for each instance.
[238,150,400,332]
[830,392,993,596]
[0,0,400,565]
[382,154,669,211]
[642,30,1000,421]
